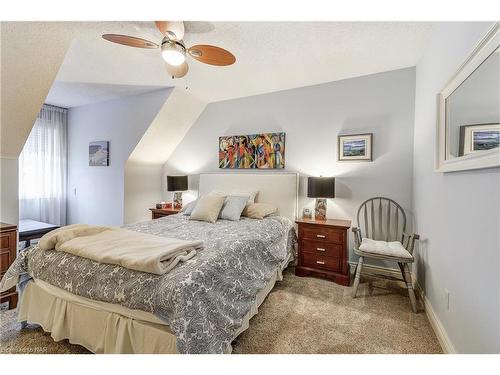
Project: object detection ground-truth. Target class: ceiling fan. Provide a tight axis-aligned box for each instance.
[102,21,236,79]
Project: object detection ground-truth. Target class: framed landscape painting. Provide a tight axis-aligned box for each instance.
[338,133,373,161]
[89,141,109,166]
[219,132,285,169]
[459,123,500,156]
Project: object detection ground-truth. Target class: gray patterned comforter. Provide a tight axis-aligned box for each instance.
[1,214,296,353]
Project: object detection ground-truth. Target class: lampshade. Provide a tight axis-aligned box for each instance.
[167,175,188,191]
[307,177,335,198]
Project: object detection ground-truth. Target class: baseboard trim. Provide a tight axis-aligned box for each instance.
[415,283,456,354]
[349,261,456,354]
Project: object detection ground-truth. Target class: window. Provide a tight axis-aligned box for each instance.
[19,104,68,225]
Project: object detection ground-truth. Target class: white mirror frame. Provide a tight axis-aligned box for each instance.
[436,22,500,173]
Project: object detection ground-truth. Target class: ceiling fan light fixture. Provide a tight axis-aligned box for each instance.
[165,61,189,79]
[161,40,186,66]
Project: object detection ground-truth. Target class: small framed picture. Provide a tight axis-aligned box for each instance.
[459,123,500,156]
[89,141,109,166]
[338,133,373,161]
[302,208,312,219]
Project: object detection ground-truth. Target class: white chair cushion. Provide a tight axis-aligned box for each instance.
[359,238,412,259]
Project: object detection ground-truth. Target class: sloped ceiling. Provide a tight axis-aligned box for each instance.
[124,89,206,223]
[128,88,206,165]
[55,21,434,103]
[0,22,86,157]
[1,21,435,224]
[1,21,434,159]
[45,82,171,108]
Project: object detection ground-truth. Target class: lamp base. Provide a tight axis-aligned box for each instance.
[314,198,327,221]
[173,192,183,209]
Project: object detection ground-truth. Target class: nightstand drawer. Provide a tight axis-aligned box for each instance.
[0,252,10,273]
[0,233,12,251]
[301,240,343,258]
[301,226,344,244]
[302,252,341,272]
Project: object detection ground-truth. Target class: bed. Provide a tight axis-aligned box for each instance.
[1,172,299,354]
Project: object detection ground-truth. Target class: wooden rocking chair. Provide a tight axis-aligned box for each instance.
[351,197,420,313]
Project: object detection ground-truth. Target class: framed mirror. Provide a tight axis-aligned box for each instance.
[436,23,500,172]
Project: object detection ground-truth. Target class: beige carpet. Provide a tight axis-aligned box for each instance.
[0,268,442,354]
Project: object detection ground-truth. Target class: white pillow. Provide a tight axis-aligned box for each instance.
[189,195,225,223]
[231,190,259,204]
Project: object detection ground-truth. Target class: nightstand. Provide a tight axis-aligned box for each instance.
[295,218,352,286]
[149,208,181,219]
[1,222,18,310]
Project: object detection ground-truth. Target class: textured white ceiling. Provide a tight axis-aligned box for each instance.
[45,82,170,108]
[54,21,435,103]
[1,22,84,157]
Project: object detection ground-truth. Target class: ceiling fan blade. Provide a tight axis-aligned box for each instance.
[102,34,158,49]
[188,45,236,66]
[166,61,189,79]
[155,21,185,41]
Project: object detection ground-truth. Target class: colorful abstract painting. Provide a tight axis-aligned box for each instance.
[219,133,285,169]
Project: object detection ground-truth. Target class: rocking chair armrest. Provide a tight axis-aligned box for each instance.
[402,232,420,254]
[352,227,362,248]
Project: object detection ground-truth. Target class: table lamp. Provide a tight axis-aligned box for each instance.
[307,177,335,221]
[167,175,188,209]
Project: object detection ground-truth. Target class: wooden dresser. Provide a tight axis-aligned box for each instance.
[149,208,181,219]
[0,222,18,310]
[295,218,351,286]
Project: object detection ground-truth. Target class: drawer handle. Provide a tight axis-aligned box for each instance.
[316,234,326,238]
[316,247,326,252]
[316,261,325,265]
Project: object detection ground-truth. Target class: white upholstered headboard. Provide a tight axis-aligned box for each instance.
[198,173,298,221]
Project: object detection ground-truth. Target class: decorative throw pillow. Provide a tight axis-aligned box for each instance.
[189,195,225,223]
[181,199,198,215]
[243,203,278,219]
[219,195,249,221]
[231,190,259,204]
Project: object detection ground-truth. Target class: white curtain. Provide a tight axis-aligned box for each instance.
[19,104,68,225]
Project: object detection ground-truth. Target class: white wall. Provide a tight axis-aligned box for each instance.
[124,160,164,224]
[0,157,18,224]
[413,22,500,353]
[67,88,171,226]
[164,67,417,266]
[124,89,206,224]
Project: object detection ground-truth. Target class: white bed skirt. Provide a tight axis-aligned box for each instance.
[17,260,288,354]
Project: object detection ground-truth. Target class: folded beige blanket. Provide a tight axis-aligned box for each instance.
[39,225,202,275]
[39,224,113,251]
